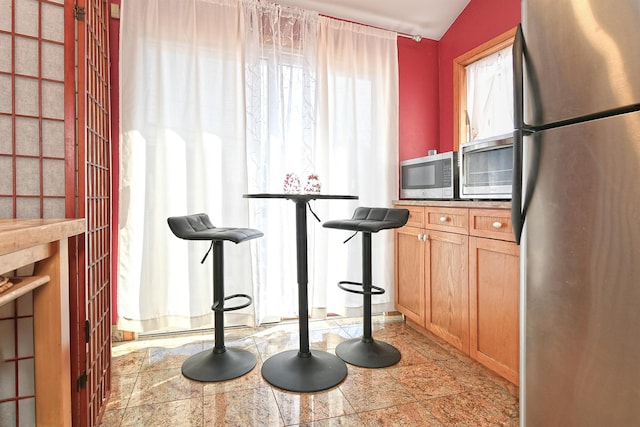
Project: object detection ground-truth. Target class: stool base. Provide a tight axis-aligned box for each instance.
[335,338,401,368]
[181,347,256,382]
[261,349,347,392]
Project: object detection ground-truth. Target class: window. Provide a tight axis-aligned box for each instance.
[453,27,517,150]
[465,45,513,141]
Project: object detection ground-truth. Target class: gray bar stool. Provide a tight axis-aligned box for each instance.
[167,213,263,382]
[323,207,409,368]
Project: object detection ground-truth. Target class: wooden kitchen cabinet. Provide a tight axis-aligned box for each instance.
[395,203,519,384]
[395,205,469,353]
[469,209,520,385]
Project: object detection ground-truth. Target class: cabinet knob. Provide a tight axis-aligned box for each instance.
[492,221,503,229]
[439,216,448,223]
[417,233,422,241]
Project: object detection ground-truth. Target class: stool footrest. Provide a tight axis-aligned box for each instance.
[337,281,385,296]
[212,293,252,312]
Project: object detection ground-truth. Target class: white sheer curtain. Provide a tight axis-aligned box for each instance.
[312,18,399,318]
[466,45,513,141]
[243,1,322,323]
[118,0,255,332]
[118,0,399,332]
[243,6,399,322]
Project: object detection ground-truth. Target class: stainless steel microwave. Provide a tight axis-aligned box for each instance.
[400,151,458,199]
[459,133,513,199]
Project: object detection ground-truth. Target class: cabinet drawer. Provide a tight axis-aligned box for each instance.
[469,209,515,242]
[400,205,425,228]
[424,207,468,234]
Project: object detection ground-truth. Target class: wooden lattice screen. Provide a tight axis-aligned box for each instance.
[0,1,68,425]
[75,0,112,425]
[0,1,112,425]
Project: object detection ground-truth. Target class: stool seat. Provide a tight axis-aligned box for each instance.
[323,207,409,233]
[168,213,263,243]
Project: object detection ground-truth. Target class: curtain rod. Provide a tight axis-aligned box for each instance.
[397,33,422,42]
[314,11,423,42]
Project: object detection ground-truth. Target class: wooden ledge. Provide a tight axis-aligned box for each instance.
[0,275,51,307]
[0,218,85,256]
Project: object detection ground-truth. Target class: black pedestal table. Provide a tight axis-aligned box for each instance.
[243,193,357,392]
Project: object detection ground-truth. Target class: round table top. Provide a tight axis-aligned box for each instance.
[243,193,358,201]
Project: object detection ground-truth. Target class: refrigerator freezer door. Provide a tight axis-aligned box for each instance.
[523,111,640,426]
[522,0,640,126]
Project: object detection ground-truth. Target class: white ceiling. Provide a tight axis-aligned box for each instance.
[274,0,471,41]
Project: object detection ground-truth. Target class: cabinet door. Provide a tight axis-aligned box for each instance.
[469,236,520,385]
[425,230,469,353]
[395,226,425,327]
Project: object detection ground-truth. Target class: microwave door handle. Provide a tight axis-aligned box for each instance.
[464,138,512,152]
[511,24,525,245]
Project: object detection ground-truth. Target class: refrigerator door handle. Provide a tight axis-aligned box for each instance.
[512,130,525,245]
[512,24,525,244]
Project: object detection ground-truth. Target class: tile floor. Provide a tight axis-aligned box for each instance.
[100,315,519,426]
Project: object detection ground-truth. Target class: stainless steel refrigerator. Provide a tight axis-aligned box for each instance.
[512,0,640,425]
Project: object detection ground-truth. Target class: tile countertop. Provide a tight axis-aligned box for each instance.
[392,199,512,209]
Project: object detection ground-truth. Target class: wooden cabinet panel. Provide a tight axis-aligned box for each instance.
[469,236,520,384]
[395,226,426,326]
[405,205,426,228]
[426,230,469,353]
[424,206,469,234]
[469,208,515,242]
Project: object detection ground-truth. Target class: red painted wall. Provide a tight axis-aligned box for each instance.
[437,0,521,152]
[398,37,439,161]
